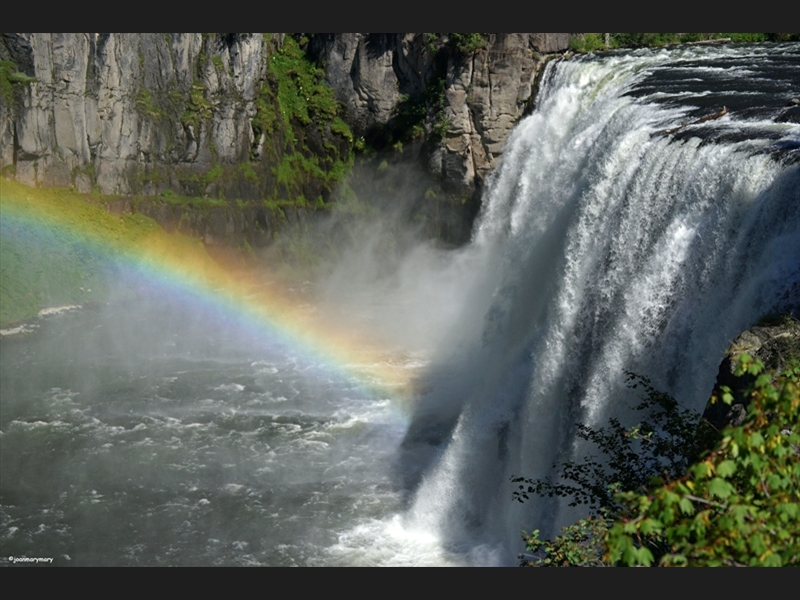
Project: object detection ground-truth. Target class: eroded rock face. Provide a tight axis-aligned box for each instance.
[1,33,273,195]
[309,33,573,198]
[1,33,574,238]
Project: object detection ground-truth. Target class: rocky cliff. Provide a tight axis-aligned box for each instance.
[2,34,274,194]
[1,33,354,248]
[1,33,574,245]
[309,33,571,199]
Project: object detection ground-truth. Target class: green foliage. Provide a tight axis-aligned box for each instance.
[275,152,321,186]
[202,164,224,185]
[512,369,728,566]
[238,162,259,184]
[135,87,163,119]
[432,116,450,139]
[392,93,429,142]
[521,511,611,567]
[448,33,487,55]
[422,33,487,56]
[330,117,352,142]
[423,33,439,54]
[605,355,800,566]
[382,47,450,146]
[181,80,214,130]
[569,34,607,53]
[515,350,800,567]
[604,33,800,50]
[270,36,342,131]
[134,191,225,210]
[250,35,353,203]
[0,60,37,105]
[609,33,681,48]
[512,373,717,514]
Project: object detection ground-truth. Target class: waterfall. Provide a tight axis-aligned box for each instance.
[401,44,800,565]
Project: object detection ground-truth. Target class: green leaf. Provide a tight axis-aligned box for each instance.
[776,503,798,521]
[762,553,782,567]
[637,546,654,566]
[708,477,733,499]
[678,497,695,515]
[755,374,772,388]
[639,518,662,535]
[716,460,737,478]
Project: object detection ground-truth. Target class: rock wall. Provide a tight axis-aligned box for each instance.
[1,33,273,194]
[308,33,573,198]
[1,33,356,247]
[1,33,575,244]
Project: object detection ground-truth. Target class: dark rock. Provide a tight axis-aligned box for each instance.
[703,318,800,430]
[777,105,800,124]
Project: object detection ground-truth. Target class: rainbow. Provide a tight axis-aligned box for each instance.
[0,181,419,404]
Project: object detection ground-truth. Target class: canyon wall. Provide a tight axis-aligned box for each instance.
[1,33,574,244]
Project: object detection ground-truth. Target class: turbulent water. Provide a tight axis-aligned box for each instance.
[2,43,800,566]
[402,42,800,564]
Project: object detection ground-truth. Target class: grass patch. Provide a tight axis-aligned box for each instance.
[181,80,214,130]
[135,87,164,119]
[1,59,37,105]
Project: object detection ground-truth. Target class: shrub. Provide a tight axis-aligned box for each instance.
[515,353,800,566]
[569,34,607,53]
[513,373,717,514]
[513,371,718,566]
[448,33,487,55]
[1,60,37,105]
[605,355,800,566]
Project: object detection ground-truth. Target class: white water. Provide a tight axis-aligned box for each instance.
[399,44,800,564]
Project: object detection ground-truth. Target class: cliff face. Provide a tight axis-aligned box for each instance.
[1,33,354,247]
[1,33,573,244]
[1,34,271,194]
[309,33,572,198]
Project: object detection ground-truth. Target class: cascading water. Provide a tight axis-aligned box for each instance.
[401,43,800,565]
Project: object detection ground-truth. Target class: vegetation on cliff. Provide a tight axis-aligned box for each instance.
[178,35,353,212]
[251,35,353,209]
[0,59,36,105]
[606,354,799,566]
